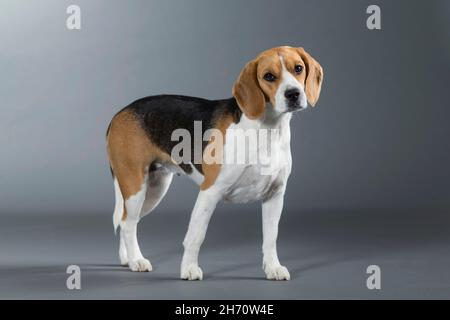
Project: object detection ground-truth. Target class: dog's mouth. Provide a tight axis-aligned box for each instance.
[286,103,306,113]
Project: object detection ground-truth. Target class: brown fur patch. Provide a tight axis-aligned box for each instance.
[106,110,172,220]
[200,114,235,190]
[255,53,282,106]
[232,60,266,119]
[294,47,324,106]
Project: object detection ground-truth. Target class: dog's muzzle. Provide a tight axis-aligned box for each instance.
[284,88,306,111]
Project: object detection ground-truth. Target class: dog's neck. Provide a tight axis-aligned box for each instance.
[259,103,292,129]
[237,103,292,147]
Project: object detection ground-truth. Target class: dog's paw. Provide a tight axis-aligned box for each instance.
[180,264,203,280]
[128,258,153,272]
[264,265,290,281]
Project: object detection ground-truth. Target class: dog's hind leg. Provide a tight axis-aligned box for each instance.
[140,167,173,219]
[112,177,129,265]
[107,110,174,272]
[119,172,152,272]
[117,168,172,268]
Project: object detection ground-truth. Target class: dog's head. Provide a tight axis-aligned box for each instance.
[232,46,323,119]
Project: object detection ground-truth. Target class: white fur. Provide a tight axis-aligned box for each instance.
[187,163,205,186]
[262,189,290,280]
[274,56,308,113]
[114,169,174,271]
[112,177,124,233]
[119,228,128,265]
[119,174,153,272]
[181,190,220,280]
[141,170,173,217]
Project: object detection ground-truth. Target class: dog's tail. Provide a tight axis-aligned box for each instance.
[112,175,125,233]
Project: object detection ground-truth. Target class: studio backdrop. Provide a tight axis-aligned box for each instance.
[0,0,449,299]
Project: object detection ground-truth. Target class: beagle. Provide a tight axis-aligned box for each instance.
[106,46,323,280]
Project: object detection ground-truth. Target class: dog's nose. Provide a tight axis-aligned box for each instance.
[284,88,300,102]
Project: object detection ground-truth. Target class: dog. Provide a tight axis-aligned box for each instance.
[106,46,323,280]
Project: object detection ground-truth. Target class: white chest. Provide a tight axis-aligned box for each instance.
[222,164,288,203]
[214,113,293,203]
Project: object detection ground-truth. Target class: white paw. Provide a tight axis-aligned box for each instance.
[128,258,153,272]
[181,264,203,280]
[264,265,290,281]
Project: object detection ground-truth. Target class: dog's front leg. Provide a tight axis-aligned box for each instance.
[181,190,220,280]
[262,192,290,280]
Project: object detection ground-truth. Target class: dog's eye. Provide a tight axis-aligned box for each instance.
[263,73,276,82]
[294,65,303,74]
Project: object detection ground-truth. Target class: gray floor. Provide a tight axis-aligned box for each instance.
[1,208,450,299]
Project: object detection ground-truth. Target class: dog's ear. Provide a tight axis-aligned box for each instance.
[295,47,324,107]
[232,59,265,119]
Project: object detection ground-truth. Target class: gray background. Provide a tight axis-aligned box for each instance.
[1,0,450,299]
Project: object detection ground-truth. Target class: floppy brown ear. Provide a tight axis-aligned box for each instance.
[296,47,324,107]
[232,59,265,119]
